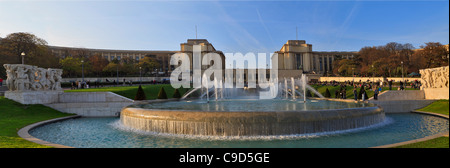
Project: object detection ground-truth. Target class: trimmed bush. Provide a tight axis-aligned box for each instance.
[157,87,168,99]
[306,89,312,97]
[324,88,331,98]
[172,88,181,99]
[134,85,146,100]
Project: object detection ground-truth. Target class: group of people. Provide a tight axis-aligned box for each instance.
[326,82,382,102]
[71,80,91,89]
[71,80,105,89]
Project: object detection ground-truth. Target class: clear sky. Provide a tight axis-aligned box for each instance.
[0,0,449,54]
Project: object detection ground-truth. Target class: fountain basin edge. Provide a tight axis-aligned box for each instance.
[120,103,385,136]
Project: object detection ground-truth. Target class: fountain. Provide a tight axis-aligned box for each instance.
[120,73,385,137]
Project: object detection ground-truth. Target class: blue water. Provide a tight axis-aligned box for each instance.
[29,113,448,148]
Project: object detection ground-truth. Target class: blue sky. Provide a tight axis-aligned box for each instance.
[0,0,448,54]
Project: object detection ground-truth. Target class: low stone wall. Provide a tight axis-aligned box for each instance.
[376,90,425,101]
[319,77,420,83]
[368,90,434,113]
[5,91,62,104]
[62,76,167,83]
[45,92,134,117]
[423,88,449,100]
[58,92,132,103]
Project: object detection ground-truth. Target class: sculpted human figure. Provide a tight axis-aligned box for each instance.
[420,69,429,88]
[4,64,16,91]
[46,68,56,90]
[427,69,434,88]
[3,64,63,91]
[441,66,448,88]
[53,69,63,90]
[14,66,31,91]
[29,66,41,90]
[37,68,50,90]
[420,66,450,89]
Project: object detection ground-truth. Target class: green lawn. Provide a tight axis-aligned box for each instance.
[416,99,449,115]
[394,137,449,148]
[0,96,74,148]
[65,84,189,100]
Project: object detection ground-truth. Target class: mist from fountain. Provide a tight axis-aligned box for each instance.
[181,74,324,101]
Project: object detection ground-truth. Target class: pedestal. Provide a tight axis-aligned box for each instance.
[5,91,62,104]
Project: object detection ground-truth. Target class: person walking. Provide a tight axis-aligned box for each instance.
[343,88,347,99]
[0,78,3,87]
[388,80,392,90]
[374,86,379,100]
[353,88,358,101]
[399,81,404,90]
[361,89,366,102]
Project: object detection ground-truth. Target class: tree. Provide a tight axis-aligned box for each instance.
[334,59,358,76]
[0,32,48,63]
[411,42,448,69]
[0,32,59,78]
[138,56,160,76]
[89,53,109,76]
[59,56,82,77]
[102,62,120,77]
[358,42,415,77]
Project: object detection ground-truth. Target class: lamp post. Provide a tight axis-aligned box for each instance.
[81,60,84,83]
[21,52,25,64]
[116,63,119,86]
[352,67,355,83]
[401,61,404,88]
[371,65,374,84]
[139,67,142,85]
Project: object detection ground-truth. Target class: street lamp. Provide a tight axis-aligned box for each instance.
[81,60,84,83]
[21,52,25,64]
[116,63,119,86]
[139,67,142,85]
[352,67,355,83]
[401,61,404,89]
[371,65,374,84]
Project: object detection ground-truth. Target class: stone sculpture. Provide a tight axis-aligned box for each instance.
[3,64,63,91]
[419,66,449,89]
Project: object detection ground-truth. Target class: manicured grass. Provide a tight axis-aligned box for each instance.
[0,96,74,148]
[416,99,449,115]
[65,84,190,100]
[394,137,449,148]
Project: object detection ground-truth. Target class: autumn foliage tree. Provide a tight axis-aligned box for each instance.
[0,32,60,78]
[89,53,109,76]
[349,42,416,77]
[410,42,449,71]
